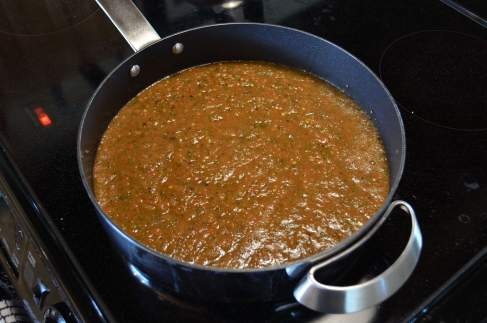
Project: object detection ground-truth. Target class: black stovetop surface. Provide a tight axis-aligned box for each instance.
[1,0,487,322]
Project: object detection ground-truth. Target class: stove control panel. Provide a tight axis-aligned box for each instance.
[0,182,78,323]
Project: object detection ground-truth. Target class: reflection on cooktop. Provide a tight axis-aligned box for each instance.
[132,277,381,323]
[379,30,487,131]
[0,1,97,36]
[441,0,487,27]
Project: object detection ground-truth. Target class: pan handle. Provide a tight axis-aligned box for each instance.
[94,0,161,52]
[294,200,422,313]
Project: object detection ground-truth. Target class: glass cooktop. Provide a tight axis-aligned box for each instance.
[1,0,487,322]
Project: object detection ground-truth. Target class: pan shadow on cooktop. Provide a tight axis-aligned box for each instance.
[379,30,487,132]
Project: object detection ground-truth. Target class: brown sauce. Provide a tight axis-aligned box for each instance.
[93,61,389,269]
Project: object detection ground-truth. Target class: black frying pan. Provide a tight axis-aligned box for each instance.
[78,0,422,313]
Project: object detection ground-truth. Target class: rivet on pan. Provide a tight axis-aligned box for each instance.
[172,43,184,55]
[130,65,141,77]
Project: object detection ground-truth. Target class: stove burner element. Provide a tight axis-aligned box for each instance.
[379,30,487,131]
[0,1,97,36]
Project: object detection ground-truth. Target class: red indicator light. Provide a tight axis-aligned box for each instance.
[33,107,53,127]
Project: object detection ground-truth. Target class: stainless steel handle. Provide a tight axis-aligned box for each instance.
[95,0,161,52]
[294,200,422,313]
